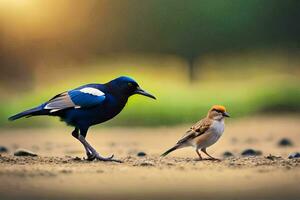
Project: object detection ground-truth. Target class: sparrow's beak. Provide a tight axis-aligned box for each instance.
[134,87,156,100]
[223,112,230,117]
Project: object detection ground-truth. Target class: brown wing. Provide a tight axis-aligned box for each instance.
[176,118,212,145]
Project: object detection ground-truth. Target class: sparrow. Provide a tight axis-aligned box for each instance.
[9,76,156,162]
[161,105,230,160]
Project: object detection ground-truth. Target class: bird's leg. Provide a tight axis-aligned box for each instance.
[201,148,220,161]
[196,149,203,161]
[78,135,122,163]
[72,128,93,159]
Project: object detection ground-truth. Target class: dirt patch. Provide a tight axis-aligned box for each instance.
[0,116,300,200]
[0,154,299,175]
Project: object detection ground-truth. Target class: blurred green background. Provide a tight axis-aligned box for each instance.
[0,0,299,127]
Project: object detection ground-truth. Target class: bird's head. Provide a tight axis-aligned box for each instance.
[108,76,156,100]
[207,105,230,120]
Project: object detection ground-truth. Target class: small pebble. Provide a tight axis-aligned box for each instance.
[137,152,147,157]
[60,169,72,174]
[288,152,300,159]
[139,161,154,166]
[72,157,81,161]
[14,149,37,157]
[278,138,293,147]
[223,151,234,158]
[0,146,8,153]
[265,154,281,160]
[166,162,174,166]
[241,149,262,156]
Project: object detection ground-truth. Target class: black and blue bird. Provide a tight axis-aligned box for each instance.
[9,76,156,162]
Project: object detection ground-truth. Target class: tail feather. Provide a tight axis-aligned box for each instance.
[161,145,180,157]
[8,106,43,121]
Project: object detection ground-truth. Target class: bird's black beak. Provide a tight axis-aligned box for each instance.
[134,87,156,100]
[223,112,230,118]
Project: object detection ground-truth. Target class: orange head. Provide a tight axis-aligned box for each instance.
[208,105,230,120]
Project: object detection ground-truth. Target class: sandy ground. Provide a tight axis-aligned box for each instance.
[0,116,300,200]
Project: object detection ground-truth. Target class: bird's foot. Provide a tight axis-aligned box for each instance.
[95,154,123,163]
[87,153,122,163]
[207,157,221,162]
[194,157,221,162]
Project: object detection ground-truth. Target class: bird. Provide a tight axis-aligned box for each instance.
[9,76,156,162]
[161,105,230,160]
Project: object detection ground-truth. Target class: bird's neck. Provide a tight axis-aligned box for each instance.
[104,83,131,107]
[215,118,225,123]
[209,115,225,123]
[108,92,129,106]
[117,95,129,105]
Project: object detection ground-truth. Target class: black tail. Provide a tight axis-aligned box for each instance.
[8,106,43,121]
[161,145,180,157]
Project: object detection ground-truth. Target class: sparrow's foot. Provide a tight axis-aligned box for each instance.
[200,148,221,161]
[207,157,221,161]
[194,157,221,161]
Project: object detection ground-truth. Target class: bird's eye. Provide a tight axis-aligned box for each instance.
[128,82,133,87]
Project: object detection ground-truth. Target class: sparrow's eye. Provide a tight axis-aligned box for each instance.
[213,109,222,113]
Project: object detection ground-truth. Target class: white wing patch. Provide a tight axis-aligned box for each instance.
[79,87,104,96]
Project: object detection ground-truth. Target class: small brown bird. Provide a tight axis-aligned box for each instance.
[161,105,230,160]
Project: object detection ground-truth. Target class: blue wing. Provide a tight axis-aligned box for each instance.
[44,87,106,112]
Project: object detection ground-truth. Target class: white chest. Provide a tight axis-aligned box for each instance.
[210,120,225,137]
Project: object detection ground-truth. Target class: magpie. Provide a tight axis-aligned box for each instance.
[9,76,156,162]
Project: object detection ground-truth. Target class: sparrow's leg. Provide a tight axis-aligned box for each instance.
[71,128,93,158]
[196,149,203,160]
[201,148,220,161]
